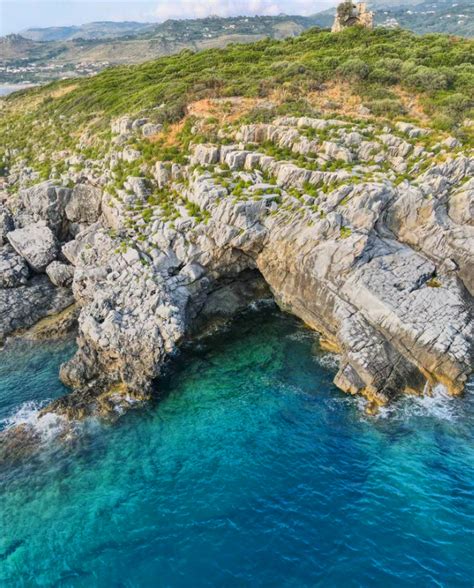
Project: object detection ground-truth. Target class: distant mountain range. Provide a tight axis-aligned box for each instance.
[19,21,155,42]
[0,1,471,85]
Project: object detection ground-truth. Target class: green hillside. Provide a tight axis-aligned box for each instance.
[1,26,473,176]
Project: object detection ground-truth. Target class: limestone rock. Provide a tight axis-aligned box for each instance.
[111,117,133,136]
[46,261,75,287]
[0,245,30,288]
[0,205,14,245]
[142,123,163,137]
[0,275,74,343]
[4,114,472,428]
[17,181,72,238]
[65,184,102,224]
[7,223,59,272]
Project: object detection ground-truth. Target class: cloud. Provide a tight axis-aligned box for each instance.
[150,0,332,21]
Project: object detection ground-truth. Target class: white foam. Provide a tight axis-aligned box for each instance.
[356,383,463,423]
[314,353,340,371]
[2,399,68,442]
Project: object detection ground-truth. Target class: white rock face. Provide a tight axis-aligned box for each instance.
[7,223,59,272]
[17,182,72,239]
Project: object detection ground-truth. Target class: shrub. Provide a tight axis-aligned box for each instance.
[338,58,370,82]
[365,99,405,117]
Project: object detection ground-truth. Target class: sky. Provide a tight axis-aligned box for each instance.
[0,0,337,35]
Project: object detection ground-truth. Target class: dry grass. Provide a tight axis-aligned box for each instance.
[187,97,263,122]
[50,84,78,99]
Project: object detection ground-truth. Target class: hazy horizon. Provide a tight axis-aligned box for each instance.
[0,0,338,36]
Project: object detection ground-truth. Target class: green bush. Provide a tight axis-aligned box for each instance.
[338,58,371,81]
[366,98,406,116]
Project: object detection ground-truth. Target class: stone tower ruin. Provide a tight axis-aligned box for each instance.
[332,1,374,33]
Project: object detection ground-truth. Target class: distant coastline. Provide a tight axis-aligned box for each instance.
[0,84,36,97]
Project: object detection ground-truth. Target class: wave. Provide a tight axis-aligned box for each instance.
[356,382,472,423]
[1,399,68,442]
[313,352,340,371]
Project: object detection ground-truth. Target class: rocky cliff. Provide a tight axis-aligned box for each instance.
[0,113,472,425]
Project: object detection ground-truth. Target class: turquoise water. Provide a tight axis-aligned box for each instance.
[0,338,76,430]
[1,309,473,587]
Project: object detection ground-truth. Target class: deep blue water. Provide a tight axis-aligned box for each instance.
[1,309,473,587]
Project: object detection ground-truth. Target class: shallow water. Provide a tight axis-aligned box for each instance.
[0,338,76,430]
[1,310,473,587]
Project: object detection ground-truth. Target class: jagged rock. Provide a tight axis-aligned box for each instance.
[131,118,148,131]
[153,162,171,187]
[395,121,430,138]
[22,303,78,341]
[3,114,473,428]
[46,261,75,287]
[0,205,14,245]
[65,184,102,224]
[449,179,474,226]
[190,144,220,166]
[124,177,151,200]
[0,245,30,288]
[122,147,141,162]
[111,117,133,136]
[0,275,74,343]
[142,123,163,137]
[7,223,59,272]
[442,137,460,149]
[323,141,353,163]
[17,181,72,239]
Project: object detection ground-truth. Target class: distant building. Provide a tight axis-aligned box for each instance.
[332,2,374,33]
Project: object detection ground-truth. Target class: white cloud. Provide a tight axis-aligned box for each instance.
[151,0,333,21]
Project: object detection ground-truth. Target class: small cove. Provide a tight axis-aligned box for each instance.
[1,308,473,586]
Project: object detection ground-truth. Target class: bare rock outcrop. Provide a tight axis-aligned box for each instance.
[0,276,74,343]
[2,114,473,424]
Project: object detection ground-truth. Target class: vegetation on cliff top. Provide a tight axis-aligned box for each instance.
[0,26,473,171]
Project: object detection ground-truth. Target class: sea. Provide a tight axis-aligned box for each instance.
[0,85,36,97]
[1,307,473,586]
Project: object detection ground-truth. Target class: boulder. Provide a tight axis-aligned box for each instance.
[142,123,163,137]
[153,162,171,188]
[190,144,220,166]
[7,223,59,272]
[0,205,14,244]
[18,181,72,239]
[46,261,75,287]
[131,118,148,131]
[65,184,102,224]
[111,117,133,136]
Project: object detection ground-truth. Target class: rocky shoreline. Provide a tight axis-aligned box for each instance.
[0,114,473,434]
